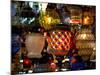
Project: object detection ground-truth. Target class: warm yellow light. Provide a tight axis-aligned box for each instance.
[93,47,96,50]
[44,15,52,24]
[84,18,87,24]
[39,9,60,30]
[84,16,90,25]
[59,39,63,42]
[82,34,87,39]
[47,17,52,24]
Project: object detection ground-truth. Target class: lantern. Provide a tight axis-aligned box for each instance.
[46,28,73,55]
[25,33,45,58]
[39,10,60,30]
[75,28,96,61]
[69,6,82,24]
[83,7,95,25]
[83,12,94,25]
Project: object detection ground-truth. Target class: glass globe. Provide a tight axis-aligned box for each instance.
[75,28,96,61]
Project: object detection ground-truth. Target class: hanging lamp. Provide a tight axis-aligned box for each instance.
[75,28,96,61]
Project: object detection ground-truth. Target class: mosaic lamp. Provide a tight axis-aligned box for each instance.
[75,28,96,61]
[46,27,74,55]
[39,3,60,30]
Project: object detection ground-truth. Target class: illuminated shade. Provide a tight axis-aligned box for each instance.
[83,12,94,25]
[76,28,96,61]
[25,33,45,58]
[39,10,60,30]
[47,30,73,55]
[69,6,82,24]
[82,6,95,25]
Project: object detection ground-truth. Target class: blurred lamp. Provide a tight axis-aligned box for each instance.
[46,30,73,55]
[76,28,95,61]
[39,9,60,30]
[70,6,82,24]
[83,12,94,25]
[25,33,45,58]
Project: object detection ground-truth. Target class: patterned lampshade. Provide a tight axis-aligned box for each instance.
[75,28,96,61]
[47,29,74,55]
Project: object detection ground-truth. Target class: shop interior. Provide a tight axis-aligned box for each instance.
[11,1,96,74]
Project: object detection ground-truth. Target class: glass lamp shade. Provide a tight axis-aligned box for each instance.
[83,12,94,25]
[46,30,74,55]
[70,6,82,24]
[75,28,96,60]
[25,33,45,58]
[39,10,60,30]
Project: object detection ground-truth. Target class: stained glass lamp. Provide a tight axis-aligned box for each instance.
[75,28,96,61]
[46,26,74,55]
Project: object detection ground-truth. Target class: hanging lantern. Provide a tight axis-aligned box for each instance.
[46,28,73,55]
[25,33,45,58]
[39,9,60,30]
[82,6,95,25]
[69,6,82,24]
[83,12,94,25]
[75,28,96,61]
